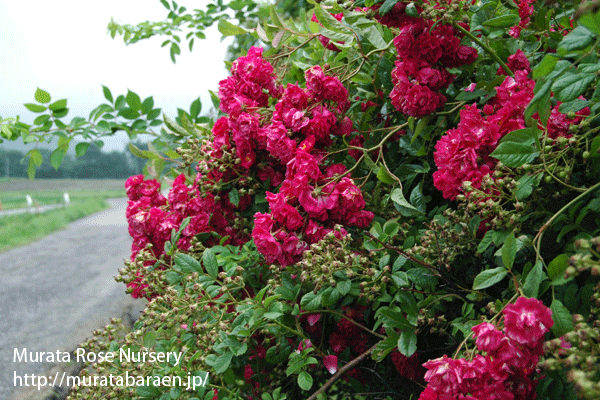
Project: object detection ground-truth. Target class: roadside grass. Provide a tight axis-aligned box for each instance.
[0,178,126,210]
[0,197,112,253]
[0,179,128,253]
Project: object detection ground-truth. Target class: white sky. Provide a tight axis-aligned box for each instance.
[0,0,232,151]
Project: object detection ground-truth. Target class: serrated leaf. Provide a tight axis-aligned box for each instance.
[483,14,520,28]
[48,99,67,111]
[579,10,600,35]
[300,292,322,311]
[522,261,545,298]
[102,85,114,103]
[558,26,594,52]
[490,142,539,168]
[126,90,142,112]
[499,128,541,146]
[551,73,595,102]
[533,54,559,79]
[547,254,570,284]
[24,103,47,113]
[143,329,156,348]
[34,88,51,104]
[379,0,399,15]
[391,188,423,216]
[473,267,508,290]
[218,19,248,36]
[314,4,352,34]
[213,352,233,374]
[337,280,351,296]
[550,299,573,337]
[175,253,203,274]
[398,331,417,357]
[202,248,218,278]
[228,188,240,207]
[525,79,552,124]
[50,149,66,170]
[477,230,494,253]
[297,371,313,391]
[501,231,517,270]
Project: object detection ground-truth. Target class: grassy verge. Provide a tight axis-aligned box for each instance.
[0,178,126,210]
[0,196,116,253]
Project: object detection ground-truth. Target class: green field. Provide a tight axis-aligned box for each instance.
[0,179,127,253]
[0,178,126,210]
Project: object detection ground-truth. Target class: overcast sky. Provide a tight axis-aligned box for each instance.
[0,0,231,151]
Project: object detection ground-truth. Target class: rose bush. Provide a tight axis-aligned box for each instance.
[4,0,600,399]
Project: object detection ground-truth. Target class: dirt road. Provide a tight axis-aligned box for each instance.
[0,198,146,400]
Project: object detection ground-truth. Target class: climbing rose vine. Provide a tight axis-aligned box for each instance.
[50,1,600,400]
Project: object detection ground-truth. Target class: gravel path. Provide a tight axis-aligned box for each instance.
[0,198,146,400]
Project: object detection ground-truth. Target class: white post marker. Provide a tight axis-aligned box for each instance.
[63,192,70,206]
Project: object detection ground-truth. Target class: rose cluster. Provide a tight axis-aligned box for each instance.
[124,173,247,298]
[510,0,536,38]
[250,65,372,266]
[433,50,589,200]
[419,297,554,400]
[384,3,477,117]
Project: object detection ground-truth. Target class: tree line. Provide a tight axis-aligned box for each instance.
[0,143,146,179]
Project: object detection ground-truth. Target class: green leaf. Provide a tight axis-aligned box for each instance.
[379,0,399,15]
[533,54,559,79]
[30,149,43,166]
[477,230,494,253]
[579,9,600,36]
[218,19,248,36]
[337,280,351,296]
[558,26,594,52]
[24,103,47,113]
[75,142,90,157]
[473,267,508,290]
[483,14,520,28]
[170,42,181,63]
[141,97,154,115]
[175,253,203,274]
[515,173,542,200]
[314,4,352,34]
[501,231,517,270]
[547,254,570,285]
[499,128,541,146]
[49,99,67,111]
[297,371,313,391]
[300,292,322,311]
[27,157,35,180]
[550,299,573,337]
[228,188,240,207]
[525,79,552,124]
[377,308,414,331]
[102,85,114,103]
[143,329,157,348]
[213,352,233,374]
[391,188,423,216]
[50,149,66,170]
[551,73,595,102]
[202,248,218,278]
[377,166,398,184]
[490,142,539,168]
[34,88,51,104]
[398,331,417,357]
[126,90,142,112]
[522,261,545,298]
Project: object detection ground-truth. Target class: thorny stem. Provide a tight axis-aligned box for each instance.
[306,343,378,400]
